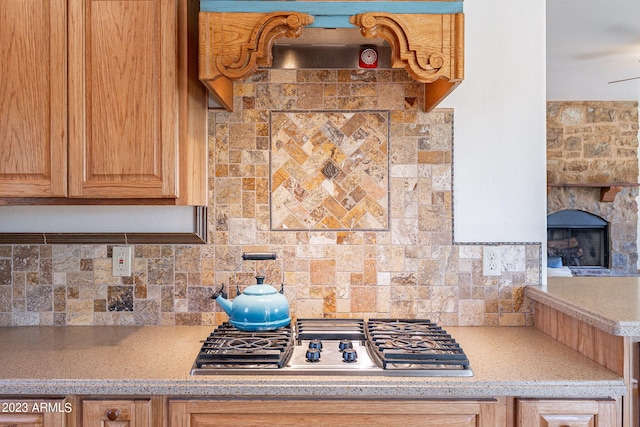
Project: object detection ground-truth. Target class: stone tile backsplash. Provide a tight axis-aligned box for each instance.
[0,69,541,327]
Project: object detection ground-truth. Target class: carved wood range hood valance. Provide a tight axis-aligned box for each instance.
[199,1,464,111]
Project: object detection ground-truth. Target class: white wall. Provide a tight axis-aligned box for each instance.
[440,0,547,245]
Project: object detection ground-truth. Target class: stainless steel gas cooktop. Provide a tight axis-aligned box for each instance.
[191,318,473,377]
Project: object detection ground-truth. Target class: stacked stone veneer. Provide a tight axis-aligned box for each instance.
[547,101,639,274]
[0,69,541,327]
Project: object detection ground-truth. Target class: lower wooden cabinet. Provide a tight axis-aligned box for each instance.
[0,398,69,427]
[0,395,622,426]
[518,399,618,427]
[82,399,156,427]
[168,398,505,427]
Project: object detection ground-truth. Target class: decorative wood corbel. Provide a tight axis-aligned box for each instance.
[350,13,464,112]
[199,12,314,110]
[600,185,623,203]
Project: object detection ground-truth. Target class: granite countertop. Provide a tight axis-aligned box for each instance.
[526,276,640,336]
[0,325,624,399]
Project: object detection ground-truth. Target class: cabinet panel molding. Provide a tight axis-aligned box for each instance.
[68,0,177,199]
[82,398,153,427]
[518,399,618,427]
[170,398,502,427]
[0,398,68,427]
[0,0,67,197]
[2,0,206,205]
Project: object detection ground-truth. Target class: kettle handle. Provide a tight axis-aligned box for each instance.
[242,252,276,261]
[211,285,228,300]
[238,251,285,293]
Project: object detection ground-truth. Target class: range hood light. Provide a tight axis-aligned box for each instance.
[279,51,299,69]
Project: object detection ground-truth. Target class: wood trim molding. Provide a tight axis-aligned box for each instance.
[350,13,464,112]
[199,11,314,110]
[547,183,639,203]
[533,301,624,375]
[350,13,464,84]
[216,12,313,80]
[199,11,464,112]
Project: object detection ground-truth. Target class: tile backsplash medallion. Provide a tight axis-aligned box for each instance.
[0,69,541,327]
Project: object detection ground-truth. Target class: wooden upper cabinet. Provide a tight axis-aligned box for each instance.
[0,0,207,204]
[68,0,177,199]
[0,0,68,197]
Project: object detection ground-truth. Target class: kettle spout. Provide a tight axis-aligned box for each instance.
[211,286,233,316]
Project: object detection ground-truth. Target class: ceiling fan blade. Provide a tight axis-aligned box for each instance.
[608,75,640,84]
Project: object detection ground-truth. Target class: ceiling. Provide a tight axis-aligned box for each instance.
[547,0,640,101]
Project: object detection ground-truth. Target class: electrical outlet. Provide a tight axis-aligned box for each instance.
[482,246,502,276]
[112,246,132,277]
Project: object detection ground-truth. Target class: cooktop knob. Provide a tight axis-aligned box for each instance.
[338,340,353,351]
[308,339,323,351]
[342,348,357,363]
[306,348,321,362]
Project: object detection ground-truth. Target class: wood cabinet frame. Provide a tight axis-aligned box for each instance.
[169,398,505,427]
[534,302,628,427]
[1,0,207,205]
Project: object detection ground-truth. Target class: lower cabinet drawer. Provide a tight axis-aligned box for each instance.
[82,399,153,427]
[517,399,618,427]
[0,398,69,427]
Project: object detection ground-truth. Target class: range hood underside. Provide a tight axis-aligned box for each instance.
[271,45,392,69]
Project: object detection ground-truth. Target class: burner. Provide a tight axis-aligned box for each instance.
[368,319,445,335]
[191,318,473,376]
[194,322,294,369]
[383,337,438,351]
[213,337,277,351]
[365,319,471,370]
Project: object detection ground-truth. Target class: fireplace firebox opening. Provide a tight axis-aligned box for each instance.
[547,210,609,269]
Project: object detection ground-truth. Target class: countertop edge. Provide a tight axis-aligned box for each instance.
[525,285,636,336]
[0,378,626,399]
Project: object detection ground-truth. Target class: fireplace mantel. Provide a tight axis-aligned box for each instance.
[547,183,640,202]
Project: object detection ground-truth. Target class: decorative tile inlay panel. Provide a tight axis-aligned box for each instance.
[270,112,389,230]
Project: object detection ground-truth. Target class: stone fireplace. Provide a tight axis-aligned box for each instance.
[547,101,639,276]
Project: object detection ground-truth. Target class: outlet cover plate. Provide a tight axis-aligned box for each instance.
[112,246,132,277]
[482,246,502,276]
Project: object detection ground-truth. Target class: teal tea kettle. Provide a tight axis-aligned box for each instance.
[211,252,291,331]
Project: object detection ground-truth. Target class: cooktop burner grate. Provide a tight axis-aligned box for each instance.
[194,323,294,369]
[365,319,471,370]
[191,318,472,376]
[295,318,365,341]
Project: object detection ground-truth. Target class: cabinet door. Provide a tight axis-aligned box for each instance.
[82,399,151,427]
[518,399,618,427]
[169,399,503,427]
[68,0,178,199]
[0,0,67,197]
[0,399,67,427]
